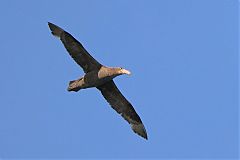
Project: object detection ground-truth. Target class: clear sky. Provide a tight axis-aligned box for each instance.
[0,0,238,159]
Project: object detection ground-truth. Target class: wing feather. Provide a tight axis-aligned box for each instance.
[97,80,148,140]
[48,22,102,73]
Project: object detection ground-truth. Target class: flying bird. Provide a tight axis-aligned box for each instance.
[48,22,148,140]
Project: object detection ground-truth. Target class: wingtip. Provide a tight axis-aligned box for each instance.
[48,22,64,37]
[48,22,55,30]
[131,123,148,140]
[48,22,54,28]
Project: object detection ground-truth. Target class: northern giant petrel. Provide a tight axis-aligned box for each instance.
[48,22,148,140]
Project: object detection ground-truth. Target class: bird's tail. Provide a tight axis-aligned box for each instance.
[68,80,80,92]
[48,22,64,38]
[67,78,84,92]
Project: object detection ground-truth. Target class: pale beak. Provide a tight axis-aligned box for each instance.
[121,69,131,75]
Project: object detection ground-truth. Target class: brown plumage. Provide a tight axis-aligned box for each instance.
[48,22,148,140]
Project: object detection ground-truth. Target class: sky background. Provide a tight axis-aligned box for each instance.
[0,0,238,159]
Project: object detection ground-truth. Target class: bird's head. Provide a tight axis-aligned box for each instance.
[115,67,131,76]
[100,66,131,79]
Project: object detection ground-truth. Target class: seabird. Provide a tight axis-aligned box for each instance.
[48,22,148,140]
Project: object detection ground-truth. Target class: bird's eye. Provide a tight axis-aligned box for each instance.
[120,67,123,69]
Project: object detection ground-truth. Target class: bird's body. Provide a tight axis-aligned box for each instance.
[48,22,148,140]
[68,66,130,91]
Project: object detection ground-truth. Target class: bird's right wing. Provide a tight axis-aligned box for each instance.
[97,80,148,140]
[48,22,102,73]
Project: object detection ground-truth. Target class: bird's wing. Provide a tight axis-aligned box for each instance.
[48,22,102,73]
[97,80,148,140]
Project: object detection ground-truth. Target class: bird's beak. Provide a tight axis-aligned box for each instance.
[121,69,131,75]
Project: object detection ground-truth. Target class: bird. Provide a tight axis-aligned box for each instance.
[48,22,148,140]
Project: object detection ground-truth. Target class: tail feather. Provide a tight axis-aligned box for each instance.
[67,78,83,92]
[48,22,64,38]
[68,80,79,92]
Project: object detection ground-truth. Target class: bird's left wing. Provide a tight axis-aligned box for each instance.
[97,80,148,140]
[48,22,102,73]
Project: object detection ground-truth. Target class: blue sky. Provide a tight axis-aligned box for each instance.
[0,0,238,159]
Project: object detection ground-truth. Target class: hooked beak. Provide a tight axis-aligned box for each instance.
[121,69,131,75]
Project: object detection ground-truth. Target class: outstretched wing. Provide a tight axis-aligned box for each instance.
[97,80,148,140]
[48,22,102,73]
